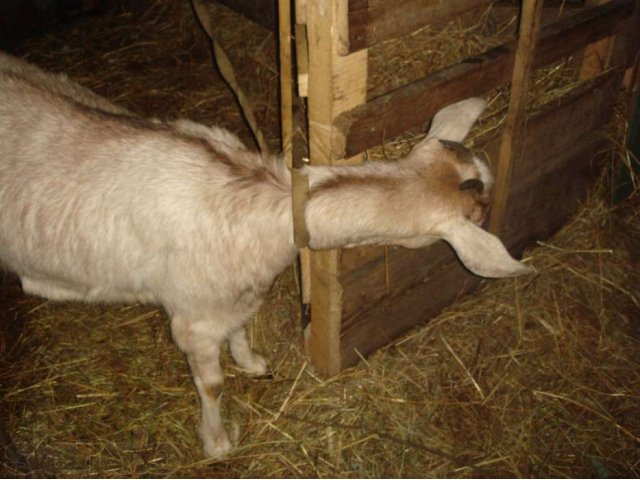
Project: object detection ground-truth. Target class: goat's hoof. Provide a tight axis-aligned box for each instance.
[243,352,268,376]
[202,434,232,459]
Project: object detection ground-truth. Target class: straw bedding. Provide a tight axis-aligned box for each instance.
[1,0,639,477]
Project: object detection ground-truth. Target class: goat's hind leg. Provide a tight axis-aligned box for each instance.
[187,347,231,458]
[229,327,267,375]
[171,317,231,458]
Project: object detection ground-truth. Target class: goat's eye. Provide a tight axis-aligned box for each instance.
[459,178,484,194]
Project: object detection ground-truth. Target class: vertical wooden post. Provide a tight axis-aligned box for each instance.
[490,0,545,235]
[281,0,313,306]
[294,24,309,97]
[282,0,310,248]
[293,16,312,303]
[279,0,293,166]
[305,0,367,375]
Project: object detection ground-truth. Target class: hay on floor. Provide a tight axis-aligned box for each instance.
[1,0,639,477]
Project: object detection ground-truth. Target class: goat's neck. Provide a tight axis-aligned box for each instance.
[302,163,421,250]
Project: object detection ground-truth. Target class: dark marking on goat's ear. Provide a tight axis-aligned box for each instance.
[439,139,473,162]
[459,178,484,194]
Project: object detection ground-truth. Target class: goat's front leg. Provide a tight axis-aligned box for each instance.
[229,327,267,375]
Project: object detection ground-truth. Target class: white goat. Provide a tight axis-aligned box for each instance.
[0,53,531,458]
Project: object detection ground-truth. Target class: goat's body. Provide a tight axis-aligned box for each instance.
[0,71,295,325]
[0,53,530,458]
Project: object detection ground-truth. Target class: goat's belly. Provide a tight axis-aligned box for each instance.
[20,275,156,304]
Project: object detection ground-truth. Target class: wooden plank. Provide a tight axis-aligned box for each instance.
[306,1,368,161]
[308,249,343,375]
[333,0,634,159]
[345,0,493,54]
[489,0,545,235]
[305,0,368,376]
[503,139,606,253]
[281,0,311,252]
[296,0,308,24]
[340,242,469,323]
[337,73,617,369]
[280,0,294,166]
[490,3,588,29]
[508,73,616,185]
[340,246,479,368]
[295,24,309,97]
[306,0,342,376]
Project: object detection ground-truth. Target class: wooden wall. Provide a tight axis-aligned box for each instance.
[295,0,639,375]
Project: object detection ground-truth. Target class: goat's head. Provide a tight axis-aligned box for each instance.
[394,97,532,278]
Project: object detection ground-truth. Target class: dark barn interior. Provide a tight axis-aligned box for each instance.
[1,0,640,477]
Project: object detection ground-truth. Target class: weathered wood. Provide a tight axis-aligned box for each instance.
[280,0,294,166]
[333,0,634,159]
[282,0,311,251]
[306,0,368,376]
[490,2,587,28]
[508,73,617,184]
[306,0,342,376]
[503,139,606,253]
[336,72,617,369]
[340,242,470,324]
[489,0,545,235]
[295,24,309,97]
[296,0,308,24]
[345,0,493,54]
[308,249,343,375]
[502,73,617,250]
[340,244,479,368]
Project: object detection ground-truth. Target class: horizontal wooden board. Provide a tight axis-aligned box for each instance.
[333,0,634,158]
[340,242,462,320]
[503,138,606,254]
[339,248,479,368]
[345,0,492,54]
[337,72,617,369]
[348,1,589,55]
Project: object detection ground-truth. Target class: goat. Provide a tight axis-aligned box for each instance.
[0,53,531,458]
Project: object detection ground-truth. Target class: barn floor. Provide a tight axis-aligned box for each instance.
[1,1,639,477]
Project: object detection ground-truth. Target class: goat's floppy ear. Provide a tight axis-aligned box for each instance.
[427,97,487,142]
[440,218,533,278]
